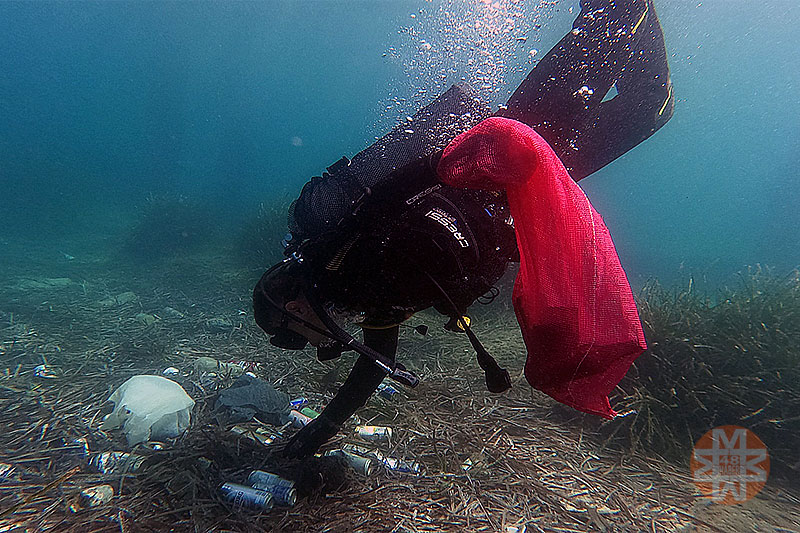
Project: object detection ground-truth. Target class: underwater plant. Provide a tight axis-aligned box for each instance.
[123,193,217,261]
[608,266,800,474]
[233,200,291,269]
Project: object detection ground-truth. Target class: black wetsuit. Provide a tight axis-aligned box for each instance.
[297,161,519,433]
[306,167,518,326]
[271,0,674,457]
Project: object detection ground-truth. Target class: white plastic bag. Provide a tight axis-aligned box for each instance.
[101,375,195,446]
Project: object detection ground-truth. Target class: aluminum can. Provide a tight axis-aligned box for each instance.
[355,425,393,442]
[90,452,145,474]
[288,397,308,409]
[246,471,297,506]
[230,426,281,447]
[299,407,320,419]
[338,444,420,474]
[288,410,312,428]
[220,482,274,511]
[249,482,296,506]
[377,383,399,400]
[382,456,422,474]
[325,449,375,476]
[341,443,378,459]
[246,470,294,489]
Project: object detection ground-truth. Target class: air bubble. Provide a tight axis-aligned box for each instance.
[574,85,594,99]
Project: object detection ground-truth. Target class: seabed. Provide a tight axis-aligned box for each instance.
[1,241,798,532]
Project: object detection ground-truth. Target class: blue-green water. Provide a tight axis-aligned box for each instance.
[1,3,799,529]
[1,0,798,286]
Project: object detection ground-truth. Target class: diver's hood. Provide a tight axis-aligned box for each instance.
[253,260,309,351]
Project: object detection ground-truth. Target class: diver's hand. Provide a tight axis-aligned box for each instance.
[284,414,341,459]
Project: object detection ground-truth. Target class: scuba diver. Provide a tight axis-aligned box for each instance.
[253,0,674,459]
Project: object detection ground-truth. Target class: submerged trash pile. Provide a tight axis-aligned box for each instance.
[0,360,708,533]
[1,254,798,532]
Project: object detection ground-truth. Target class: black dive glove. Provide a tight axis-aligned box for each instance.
[284,414,341,459]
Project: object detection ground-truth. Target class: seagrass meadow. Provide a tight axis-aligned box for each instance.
[0,236,798,532]
[608,268,800,472]
[3,0,800,530]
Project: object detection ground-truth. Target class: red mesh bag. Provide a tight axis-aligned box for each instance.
[438,117,646,418]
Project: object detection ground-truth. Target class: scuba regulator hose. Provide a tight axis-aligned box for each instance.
[257,257,420,388]
[306,293,420,388]
[423,272,512,393]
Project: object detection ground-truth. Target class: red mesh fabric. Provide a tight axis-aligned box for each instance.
[438,117,646,419]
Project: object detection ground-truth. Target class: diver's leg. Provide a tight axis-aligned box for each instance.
[501,0,673,180]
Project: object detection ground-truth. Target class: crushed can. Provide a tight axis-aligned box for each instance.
[288,397,308,410]
[90,451,145,475]
[246,470,296,506]
[230,426,281,447]
[376,383,400,400]
[194,356,243,377]
[341,443,378,459]
[228,360,259,373]
[288,410,312,428]
[325,449,375,476]
[355,425,392,442]
[220,482,274,511]
[381,456,422,474]
[197,373,223,392]
[78,484,114,507]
